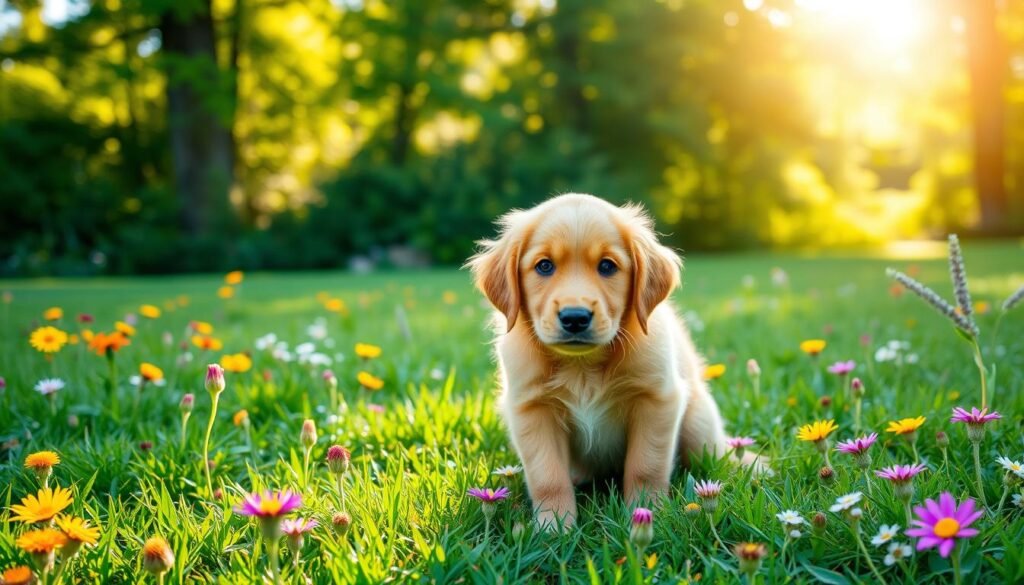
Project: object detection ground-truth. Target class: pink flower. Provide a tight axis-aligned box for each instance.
[466,487,510,503]
[205,364,225,395]
[694,479,723,499]
[827,360,856,376]
[906,492,981,558]
[281,517,318,536]
[835,433,877,456]
[726,437,756,450]
[632,507,653,526]
[950,406,1001,426]
[875,463,927,484]
[234,489,302,518]
[630,507,654,550]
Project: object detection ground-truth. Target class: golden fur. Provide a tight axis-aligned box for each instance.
[469,194,737,529]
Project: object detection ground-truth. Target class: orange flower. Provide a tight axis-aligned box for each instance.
[191,335,223,351]
[220,353,253,373]
[139,363,164,383]
[357,371,384,391]
[224,271,244,285]
[43,307,63,321]
[1,566,34,585]
[217,286,235,299]
[702,363,726,380]
[189,321,214,335]
[88,331,131,356]
[325,298,347,314]
[233,409,250,427]
[16,529,66,554]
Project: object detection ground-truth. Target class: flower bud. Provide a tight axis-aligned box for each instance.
[851,377,865,398]
[323,370,338,389]
[332,512,352,536]
[205,364,225,395]
[819,466,835,486]
[141,536,175,576]
[684,502,701,517]
[326,445,351,475]
[935,431,949,449]
[67,414,79,428]
[811,512,827,535]
[820,396,832,408]
[180,393,195,415]
[629,508,654,550]
[512,522,526,540]
[746,359,761,377]
[734,542,766,578]
[300,419,317,449]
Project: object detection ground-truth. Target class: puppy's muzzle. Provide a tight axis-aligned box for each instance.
[558,307,593,335]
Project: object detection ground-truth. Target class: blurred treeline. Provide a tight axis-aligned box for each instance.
[1,0,1023,275]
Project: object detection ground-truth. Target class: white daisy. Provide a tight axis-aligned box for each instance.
[871,524,901,547]
[776,510,805,526]
[884,542,913,566]
[996,456,1024,479]
[830,492,863,513]
[492,465,523,478]
[254,333,278,350]
[1013,493,1024,509]
[296,342,316,356]
[34,378,65,396]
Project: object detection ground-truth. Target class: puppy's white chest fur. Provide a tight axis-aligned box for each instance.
[550,366,627,476]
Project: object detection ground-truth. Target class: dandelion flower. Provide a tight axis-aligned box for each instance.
[115,321,136,337]
[43,307,63,321]
[55,515,100,558]
[10,487,73,524]
[233,409,250,427]
[797,420,838,442]
[139,304,161,319]
[24,451,60,485]
[1,566,34,585]
[354,343,382,359]
[887,416,926,436]
[191,335,223,351]
[702,363,726,380]
[225,270,244,285]
[906,492,981,558]
[139,363,164,383]
[29,326,68,353]
[16,529,66,571]
[88,331,130,356]
[217,286,235,299]
[800,339,826,356]
[357,371,384,391]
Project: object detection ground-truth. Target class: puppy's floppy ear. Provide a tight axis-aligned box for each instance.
[466,210,527,332]
[623,204,682,334]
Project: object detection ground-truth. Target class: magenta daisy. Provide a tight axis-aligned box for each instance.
[875,463,927,484]
[951,406,1001,444]
[906,492,981,558]
[281,517,317,536]
[726,437,756,459]
[694,479,723,499]
[827,360,856,376]
[466,487,511,504]
[234,489,302,519]
[835,433,877,457]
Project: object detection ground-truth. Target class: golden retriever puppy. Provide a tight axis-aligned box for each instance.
[468,193,734,529]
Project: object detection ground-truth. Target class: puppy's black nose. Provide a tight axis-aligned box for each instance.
[558,307,593,334]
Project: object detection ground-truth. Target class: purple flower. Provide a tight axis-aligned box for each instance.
[950,406,1001,426]
[835,433,877,456]
[632,507,653,526]
[467,487,510,503]
[827,360,856,375]
[234,489,303,518]
[906,492,981,558]
[875,463,927,484]
[694,479,723,499]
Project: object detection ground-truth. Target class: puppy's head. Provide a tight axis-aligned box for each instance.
[468,194,681,356]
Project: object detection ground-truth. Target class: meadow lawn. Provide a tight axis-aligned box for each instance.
[1,241,1024,584]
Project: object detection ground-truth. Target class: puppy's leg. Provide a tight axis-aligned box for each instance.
[623,388,685,506]
[507,402,577,530]
[676,382,730,467]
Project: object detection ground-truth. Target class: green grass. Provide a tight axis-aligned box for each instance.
[2,241,1024,584]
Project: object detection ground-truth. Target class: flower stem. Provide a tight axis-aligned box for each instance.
[707,513,726,551]
[864,470,873,496]
[853,525,888,585]
[997,485,1009,513]
[911,441,920,465]
[483,516,491,545]
[268,538,281,585]
[854,397,862,434]
[971,338,988,410]
[337,474,347,512]
[180,413,190,449]
[203,392,221,497]
[903,500,912,528]
[952,546,962,585]
[971,441,988,507]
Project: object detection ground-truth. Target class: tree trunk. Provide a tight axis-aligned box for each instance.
[159,1,234,236]
[964,0,1009,233]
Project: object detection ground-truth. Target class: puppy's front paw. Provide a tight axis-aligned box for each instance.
[535,508,576,532]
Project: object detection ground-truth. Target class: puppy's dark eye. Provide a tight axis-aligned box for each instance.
[597,259,618,276]
[535,259,555,276]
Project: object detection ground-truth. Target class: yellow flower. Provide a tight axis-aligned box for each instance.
[796,420,838,442]
[702,363,726,380]
[786,396,798,408]
[800,339,826,356]
[139,304,161,319]
[357,371,384,391]
[68,334,79,345]
[1,565,34,585]
[225,271,244,285]
[217,286,235,299]
[88,331,131,356]
[887,416,926,435]
[442,291,458,305]
[325,298,347,314]
[81,329,94,342]
[24,451,60,470]
[29,326,68,353]
[115,321,136,337]
[55,515,100,545]
[139,363,164,383]
[355,343,382,359]
[220,353,253,373]
[43,307,63,321]
[975,301,991,315]
[16,529,66,554]
[191,335,223,351]
[189,321,214,335]
[233,410,250,427]
[141,536,175,575]
[10,487,73,523]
